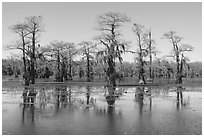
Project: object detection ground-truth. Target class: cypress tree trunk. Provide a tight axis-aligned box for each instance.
[30,32,36,84]
[138,53,146,84]
[22,38,29,85]
[68,58,72,80]
[176,54,182,83]
[107,57,116,88]
[149,30,152,80]
[86,55,91,82]
[56,50,62,82]
[62,58,67,81]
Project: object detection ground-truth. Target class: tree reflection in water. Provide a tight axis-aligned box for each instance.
[106,94,115,106]
[135,86,144,114]
[38,88,46,110]
[12,84,200,134]
[176,86,190,110]
[86,86,90,105]
[135,86,152,114]
[104,86,122,134]
[21,85,189,121]
[54,85,70,114]
[94,86,122,115]
[104,86,118,106]
[22,86,37,124]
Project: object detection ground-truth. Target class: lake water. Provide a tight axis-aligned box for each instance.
[2,84,202,135]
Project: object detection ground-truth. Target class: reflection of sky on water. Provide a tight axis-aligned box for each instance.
[2,85,202,135]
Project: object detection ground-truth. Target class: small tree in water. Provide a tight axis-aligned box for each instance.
[132,23,149,84]
[163,31,193,83]
[8,23,30,85]
[78,41,97,82]
[25,16,44,84]
[95,12,130,88]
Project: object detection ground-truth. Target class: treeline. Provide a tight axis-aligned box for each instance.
[4,12,199,87]
[2,57,202,81]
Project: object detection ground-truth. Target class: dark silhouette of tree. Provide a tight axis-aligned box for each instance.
[44,67,51,78]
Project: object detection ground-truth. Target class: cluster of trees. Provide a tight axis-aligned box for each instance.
[2,58,52,78]
[2,56,201,82]
[5,12,199,88]
[2,57,21,76]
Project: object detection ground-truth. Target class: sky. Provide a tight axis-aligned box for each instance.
[2,2,202,62]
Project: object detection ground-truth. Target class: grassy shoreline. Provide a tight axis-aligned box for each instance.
[2,75,202,88]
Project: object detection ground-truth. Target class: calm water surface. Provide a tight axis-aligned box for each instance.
[2,85,202,135]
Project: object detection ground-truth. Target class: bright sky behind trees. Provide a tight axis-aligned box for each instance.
[2,2,202,62]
